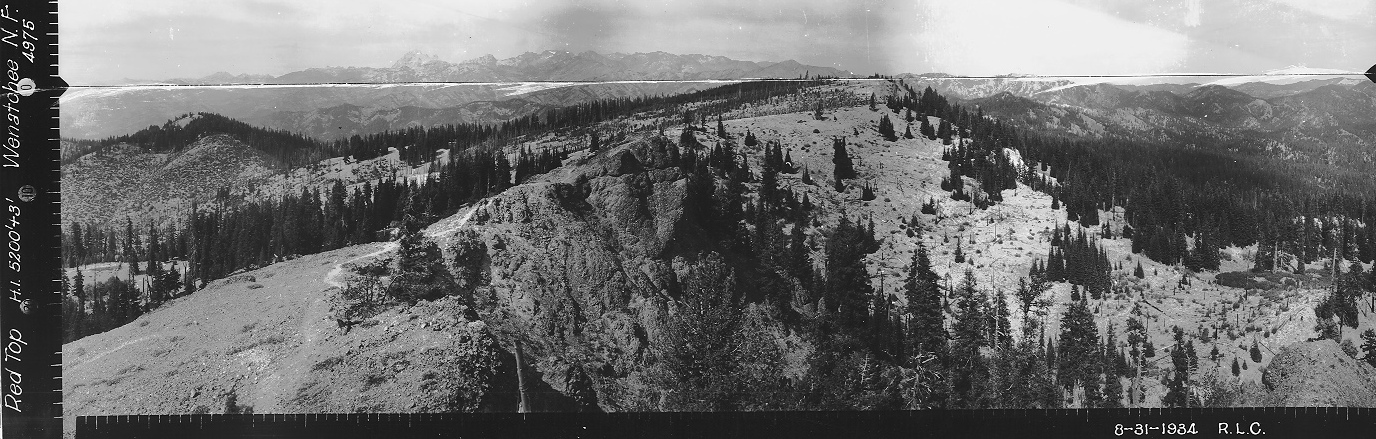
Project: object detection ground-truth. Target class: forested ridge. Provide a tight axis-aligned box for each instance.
[60,79,1376,409]
[58,79,831,342]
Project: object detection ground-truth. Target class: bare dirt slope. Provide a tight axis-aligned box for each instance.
[61,239,498,434]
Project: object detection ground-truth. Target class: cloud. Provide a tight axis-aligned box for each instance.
[902,0,1189,76]
[58,0,1375,84]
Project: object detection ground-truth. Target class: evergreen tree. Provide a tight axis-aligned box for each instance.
[919,116,935,140]
[937,119,953,144]
[824,216,877,330]
[1359,329,1376,368]
[1103,365,1124,408]
[991,288,1012,350]
[906,240,947,366]
[1250,339,1262,363]
[789,214,813,290]
[1057,297,1099,395]
[68,222,85,267]
[388,214,454,304]
[1083,365,1105,408]
[832,137,856,186]
[949,269,989,408]
[680,127,700,149]
[658,253,746,411]
[124,217,141,275]
[878,115,898,141]
[1163,328,1198,407]
[1016,273,1050,318]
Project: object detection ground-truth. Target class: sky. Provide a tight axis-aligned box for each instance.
[62,0,1375,85]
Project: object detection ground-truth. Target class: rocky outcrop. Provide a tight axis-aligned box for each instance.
[436,139,707,411]
[1261,340,1376,407]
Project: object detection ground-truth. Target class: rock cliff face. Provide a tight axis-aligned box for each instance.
[1261,340,1376,407]
[436,138,707,411]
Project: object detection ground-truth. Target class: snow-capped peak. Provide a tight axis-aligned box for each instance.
[391,50,442,70]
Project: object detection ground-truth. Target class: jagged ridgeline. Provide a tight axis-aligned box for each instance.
[60,78,1376,415]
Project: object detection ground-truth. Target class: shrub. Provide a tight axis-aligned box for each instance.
[362,373,388,392]
[312,356,344,372]
[338,274,389,321]
[224,390,252,415]
[443,328,503,412]
[1340,339,1358,359]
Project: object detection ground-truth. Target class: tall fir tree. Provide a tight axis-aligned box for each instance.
[906,240,947,365]
[1057,296,1100,397]
[949,269,989,408]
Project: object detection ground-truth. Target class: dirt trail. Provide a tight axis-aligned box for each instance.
[254,201,485,412]
[67,335,156,369]
[324,242,399,289]
[251,241,392,412]
[425,198,486,238]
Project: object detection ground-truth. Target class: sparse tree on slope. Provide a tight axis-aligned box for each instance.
[920,116,935,140]
[879,115,898,141]
[832,137,856,190]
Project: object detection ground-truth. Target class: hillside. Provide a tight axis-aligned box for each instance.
[62,241,525,435]
[958,81,1376,181]
[61,135,279,228]
[63,80,1376,421]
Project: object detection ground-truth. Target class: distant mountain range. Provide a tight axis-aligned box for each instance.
[950,79,1376,175]
[151,50,853,85]
[63,51,851,140]
[66,51,1369,150]
[898,72,1365,101]
[891,66,1373,171]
